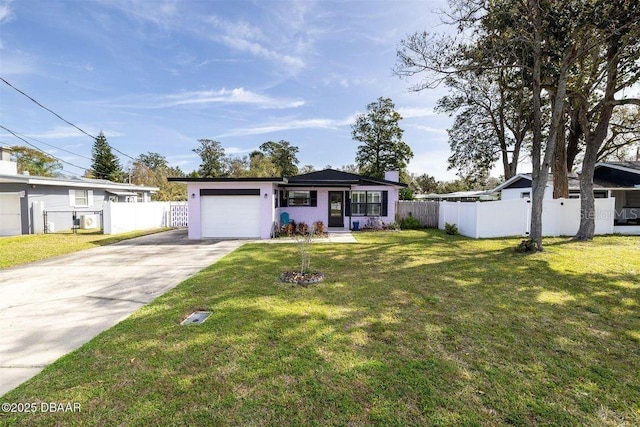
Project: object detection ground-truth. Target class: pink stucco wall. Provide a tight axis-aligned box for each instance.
[186,182,277,239]
[277,185,399,229]
[187,182,401,239]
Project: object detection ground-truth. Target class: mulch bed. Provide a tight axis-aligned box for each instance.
[280,271,325,285]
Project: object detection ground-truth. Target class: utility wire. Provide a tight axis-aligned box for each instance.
[1,77,96,140]
[0,76,137,161]
[0,141,82,176]
[5,130,92,160]
[0,124,87,173]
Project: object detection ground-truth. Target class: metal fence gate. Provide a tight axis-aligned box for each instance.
[43,210,104,234]
[170,203,188,227]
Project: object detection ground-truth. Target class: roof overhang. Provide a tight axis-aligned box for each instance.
[490,174,533,192]
[595,162,640,175]
[168,177,285,183]
[0,174,158,192]
[106,190,139,196]
[279,184,353,188]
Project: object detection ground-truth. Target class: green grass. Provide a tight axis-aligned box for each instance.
[1,230,639,426]
[0,228,173,269]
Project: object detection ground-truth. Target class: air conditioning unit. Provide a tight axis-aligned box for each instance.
[80,214,98,229]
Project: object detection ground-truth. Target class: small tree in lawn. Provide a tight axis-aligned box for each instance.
[295,229,313,274]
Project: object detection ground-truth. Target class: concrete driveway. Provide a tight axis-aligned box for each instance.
[0,229,243,396]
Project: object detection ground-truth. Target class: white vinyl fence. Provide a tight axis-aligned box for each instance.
[439,198,615,238]
[103,202,172,234]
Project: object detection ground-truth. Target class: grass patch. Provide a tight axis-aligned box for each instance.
[0,228,172,269]
[2,230,639,425]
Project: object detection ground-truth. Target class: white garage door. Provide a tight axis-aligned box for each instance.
[201,195,261,238]
[0,193,22,236]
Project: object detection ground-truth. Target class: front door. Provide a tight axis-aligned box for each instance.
[328,191,344,227]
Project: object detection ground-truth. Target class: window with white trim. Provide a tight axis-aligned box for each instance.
[75,190,88,206]
[69,189,93,207]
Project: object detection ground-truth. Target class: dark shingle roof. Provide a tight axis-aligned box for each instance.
[602,161,640,172]
[285,169,406,187]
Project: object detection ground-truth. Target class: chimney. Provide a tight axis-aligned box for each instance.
[0,147,18,175]
[384,170,400,182]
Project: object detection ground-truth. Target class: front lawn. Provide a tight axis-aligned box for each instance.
[0,228,172,269]
[2,231,638,425]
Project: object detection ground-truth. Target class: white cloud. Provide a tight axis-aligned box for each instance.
[220,35,305,70]
[0,0,14,24]
[97,0,178,28]
[224,146,256,155]
[163,88,304,109]
[409,124,448,135]
[22,126,122,140]
[97,88,304,110]
[397,107,438,119]
[207,14,306,73]
[218,114,356,137]
[322,73,376,88]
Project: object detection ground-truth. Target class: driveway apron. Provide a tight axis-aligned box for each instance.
[0,229,243,396]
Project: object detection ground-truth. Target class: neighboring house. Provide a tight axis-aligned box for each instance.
[0,149,158,235]
[491,161,640,232]
[419,190,498,202]
[169,169,407,239]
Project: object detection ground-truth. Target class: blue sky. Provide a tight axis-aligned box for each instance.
[0,0,460,179]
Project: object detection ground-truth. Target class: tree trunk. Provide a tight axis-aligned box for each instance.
[575,35,620,241]
[530,48,572,250]
[574,146,598,240]
[552,112,569,199]
[566,107,582,170]
[528,0,544,250]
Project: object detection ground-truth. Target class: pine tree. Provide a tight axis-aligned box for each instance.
[90,132,123,181]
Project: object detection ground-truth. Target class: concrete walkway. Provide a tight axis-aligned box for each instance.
[0,229,243,396]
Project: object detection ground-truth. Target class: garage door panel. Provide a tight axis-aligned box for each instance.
[201,195,261,238]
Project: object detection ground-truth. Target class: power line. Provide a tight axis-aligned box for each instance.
[4,131,92,161]
[1,76,96,140]
[0,76,137,161]
[0,124,87,173]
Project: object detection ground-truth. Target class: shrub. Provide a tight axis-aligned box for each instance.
[516,238,536,253]
[312,221,325,235]
[297,221,309,235]
[285,220,297,236]
[363,217,385,230]
[444,223,458,235]
[399,216,422,230]
[385,222,400,231]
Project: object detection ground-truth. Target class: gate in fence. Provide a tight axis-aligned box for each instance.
[43,210,104,234]
[396,201,440,228]
[170,203,188,227]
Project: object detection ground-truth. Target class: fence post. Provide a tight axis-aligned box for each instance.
[475,201,480,238]
[103,202,112,234]
[32,201,45,234]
